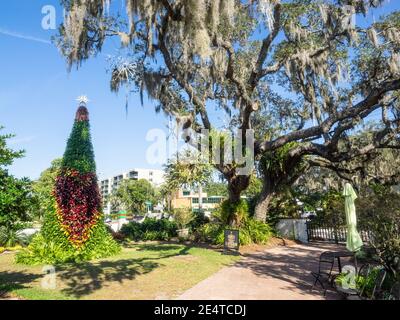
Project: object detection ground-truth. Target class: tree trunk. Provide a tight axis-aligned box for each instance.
[228,183,242,204]
[254,153,306,222]
[226,174,250,226]
[198,184,203,212]
[254,181,275,222]
[254,194,274,222]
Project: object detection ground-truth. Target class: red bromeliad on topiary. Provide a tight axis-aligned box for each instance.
[54,170,101,246]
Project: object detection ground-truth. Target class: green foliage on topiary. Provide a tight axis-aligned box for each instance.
[32,158,62,219]
[16,203,120,265]
[62,120,96,174]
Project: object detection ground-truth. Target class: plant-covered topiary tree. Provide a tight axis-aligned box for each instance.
[55,105,101,246]
[17,102,120,264]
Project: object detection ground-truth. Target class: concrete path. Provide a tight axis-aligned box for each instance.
[179,243,346,300]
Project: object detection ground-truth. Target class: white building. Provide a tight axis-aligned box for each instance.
[99,168,165,214]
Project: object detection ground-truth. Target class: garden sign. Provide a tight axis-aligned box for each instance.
[223,229,240,255]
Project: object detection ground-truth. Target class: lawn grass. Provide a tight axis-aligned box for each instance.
[0,242,239,300]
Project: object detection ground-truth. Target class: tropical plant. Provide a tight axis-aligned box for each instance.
[172,207,195,230]
[335,266,390,299]
[194,223,222,243]
[189,210,211,232]
[214,199,250,226]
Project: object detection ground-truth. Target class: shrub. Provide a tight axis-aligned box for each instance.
[0,225,26,247]
[356,188,400,279]
[142,230,162,241]
[356,267,384,298]
[189,211,210,231]
[120,218,177,241]
[119,221,143,241]
[214,199,249,226]
[193,223,223,243]
[208,218,272,246]
[215,219,273,246]
[203,199,274,246]
[243,219,273,244]
[142,218,177,237]
[172,207,195,229]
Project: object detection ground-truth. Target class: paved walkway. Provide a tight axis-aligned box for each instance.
[179,243,346,300]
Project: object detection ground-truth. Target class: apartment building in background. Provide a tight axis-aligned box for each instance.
[99,168,165,214]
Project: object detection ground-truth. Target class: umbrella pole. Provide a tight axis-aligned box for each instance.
[354,252,358,276]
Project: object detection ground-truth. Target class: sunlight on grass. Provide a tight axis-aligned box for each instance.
[0,242,239,300]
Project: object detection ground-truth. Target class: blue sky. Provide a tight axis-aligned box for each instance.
[0,1,169,180]
[1,1,398,180]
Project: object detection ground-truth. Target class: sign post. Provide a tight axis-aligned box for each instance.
[223,229,240,255]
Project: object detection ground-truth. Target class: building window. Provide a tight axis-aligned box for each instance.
[183,191,190,196]
[192,198,199,204]
[129,171,138,179]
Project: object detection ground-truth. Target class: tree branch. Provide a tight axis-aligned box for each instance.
[157,14,211,130]
[257,78,400,153]
[248,3,282,90]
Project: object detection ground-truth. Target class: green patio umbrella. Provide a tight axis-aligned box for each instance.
[343,183,363,253]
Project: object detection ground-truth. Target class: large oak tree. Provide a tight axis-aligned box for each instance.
[56,0,400,224]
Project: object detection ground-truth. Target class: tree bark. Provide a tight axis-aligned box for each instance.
[198,184,203,212]
[254,177,275,222]
[226,174,250,226]
[254,152,306,222]
[228,183,242,204]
